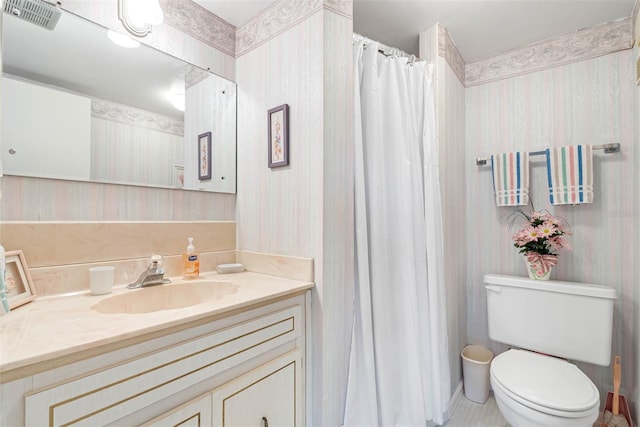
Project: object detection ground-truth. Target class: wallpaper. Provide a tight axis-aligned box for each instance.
[465,50,637,399]
[436,57,467,402]
[632,5,640,415]
[235,4,353,425]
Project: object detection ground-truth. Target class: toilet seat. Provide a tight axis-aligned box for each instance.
[491,349,600,417]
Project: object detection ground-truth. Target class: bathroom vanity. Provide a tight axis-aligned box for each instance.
[0,272,312,426]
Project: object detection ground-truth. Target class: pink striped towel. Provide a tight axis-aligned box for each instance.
[546,145,593,205]
[491,151,530,206]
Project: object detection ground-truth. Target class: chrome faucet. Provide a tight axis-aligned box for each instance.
[127,255,171,289]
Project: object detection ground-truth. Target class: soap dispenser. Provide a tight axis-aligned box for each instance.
[182,237,200,279]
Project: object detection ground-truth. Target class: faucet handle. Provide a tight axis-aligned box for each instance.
[149,254,163,267]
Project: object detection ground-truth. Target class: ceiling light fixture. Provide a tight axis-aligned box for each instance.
[170,92,185,112]
[118,0,163,38]
[107,29,141,48]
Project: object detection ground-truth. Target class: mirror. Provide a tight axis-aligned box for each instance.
[1,9,236,193]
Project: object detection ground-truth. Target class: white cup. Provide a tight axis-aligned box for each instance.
[89,266,115,295]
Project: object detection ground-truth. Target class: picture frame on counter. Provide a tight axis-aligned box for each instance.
[4,250,37,309]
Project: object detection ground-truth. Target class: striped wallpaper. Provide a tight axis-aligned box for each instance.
[235,5,354,425]
[432,33,469,406]
[418,25,469,402]
[465,49,637,401]
[632,8,639,415]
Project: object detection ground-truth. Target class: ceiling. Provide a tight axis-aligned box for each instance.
[194,1,272,26]
[196,0,636,62]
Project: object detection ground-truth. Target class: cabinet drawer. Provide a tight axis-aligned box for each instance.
[25,304,302,427]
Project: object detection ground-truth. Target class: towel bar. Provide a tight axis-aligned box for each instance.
[475,143,620,166]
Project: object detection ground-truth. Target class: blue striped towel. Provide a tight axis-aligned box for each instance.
[491,151,530,206]
[546,145,593,205]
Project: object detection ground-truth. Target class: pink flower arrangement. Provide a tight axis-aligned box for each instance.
[512,210,572,274]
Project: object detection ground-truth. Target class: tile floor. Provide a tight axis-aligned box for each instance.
[444,392,607,427]
[444,393,509,427]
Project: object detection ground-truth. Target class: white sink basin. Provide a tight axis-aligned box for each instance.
[92,281,238,314]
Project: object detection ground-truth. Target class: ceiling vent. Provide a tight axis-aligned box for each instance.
[3,0,61,30]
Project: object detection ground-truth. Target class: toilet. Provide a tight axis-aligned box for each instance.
[485,274,617,427]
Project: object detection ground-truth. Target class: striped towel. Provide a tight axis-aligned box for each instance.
[491,151,530,206]
[546,145,593,205]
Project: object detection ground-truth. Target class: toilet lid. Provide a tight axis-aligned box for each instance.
[491,349,600,412]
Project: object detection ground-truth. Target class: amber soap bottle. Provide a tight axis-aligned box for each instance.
[182,237,200,279]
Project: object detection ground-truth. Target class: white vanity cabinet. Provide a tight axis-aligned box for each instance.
[13,294,307,427]
[144,350,302,427]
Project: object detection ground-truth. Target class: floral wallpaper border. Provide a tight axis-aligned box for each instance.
[91,99,184,136]
[160,0,236,56]
[236,0,352,57]
[465,17,634,87]
[438,24,465,85]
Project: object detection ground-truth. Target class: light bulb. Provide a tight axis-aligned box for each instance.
[171,93,185,111]
[107,30,141,48]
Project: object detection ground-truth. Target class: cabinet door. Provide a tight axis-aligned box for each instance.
[141,393,211,427]
[212,350,302,427]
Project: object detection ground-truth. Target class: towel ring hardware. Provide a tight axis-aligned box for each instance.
[475,142,620,166]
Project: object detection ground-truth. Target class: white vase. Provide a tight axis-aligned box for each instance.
[525,257,552,280]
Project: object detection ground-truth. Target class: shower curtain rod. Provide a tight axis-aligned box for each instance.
[353,33,414,59]
[475,143,620,166]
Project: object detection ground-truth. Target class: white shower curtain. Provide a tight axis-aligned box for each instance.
[344,37,451,427]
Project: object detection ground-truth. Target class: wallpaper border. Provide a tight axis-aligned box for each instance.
[160,0,236,56]
[91,99,185,136]
[438,24,465,85]
[465,17,634,87]
[236,0,353,58]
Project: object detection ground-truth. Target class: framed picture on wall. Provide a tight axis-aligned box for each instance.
[172,164,184,188]
[267,104,289,168]
[3,250,37,310]
[198,131,212,180]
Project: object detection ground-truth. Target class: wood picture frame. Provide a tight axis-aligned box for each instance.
[268,104,289,168]
[198,131,212,180]
[3,250,37,309]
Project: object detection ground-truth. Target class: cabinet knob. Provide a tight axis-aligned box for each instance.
[262,416,269,427]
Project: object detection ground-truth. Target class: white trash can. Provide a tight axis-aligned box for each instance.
[461,345,494,403]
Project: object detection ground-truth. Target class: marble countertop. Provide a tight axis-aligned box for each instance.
[0,271,313,377]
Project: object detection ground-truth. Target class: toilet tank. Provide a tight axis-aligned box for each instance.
[485,274,616,366]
